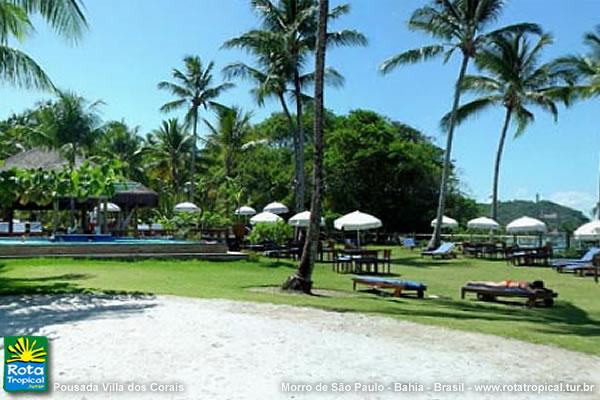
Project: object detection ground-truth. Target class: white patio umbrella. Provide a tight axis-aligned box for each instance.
[574,220,600,241]
[288,211,325,227]
[334,210,382,247]
[431,215,459,229]
[506,216,547,246]
[263,202,289,214]
[506,216,547,233]
[234,206,256,216]
[467,217,500,230]
[174,202,201,213]
[250,211,283,225]
[93,202,121,213]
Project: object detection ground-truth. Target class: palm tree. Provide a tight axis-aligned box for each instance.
[442,32,569,221]
[35,91,103,166]
[146,119,192,196]
[553,26,600,99]
[222,39,343,158]
[203,105,253,179]
[380,0,541,249]
[283,0,328,294]
[223,0,365,213]
[93,120,146,184]
[0,0,87,89]
[158,56,234,200]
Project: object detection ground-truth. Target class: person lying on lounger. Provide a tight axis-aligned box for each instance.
[466,280,545,293]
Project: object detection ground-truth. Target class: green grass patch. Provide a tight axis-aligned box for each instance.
[0,248,598,355]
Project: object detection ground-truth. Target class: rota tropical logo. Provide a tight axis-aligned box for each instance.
[3,336,48,392]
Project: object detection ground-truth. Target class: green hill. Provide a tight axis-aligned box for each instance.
[477,200,589,231]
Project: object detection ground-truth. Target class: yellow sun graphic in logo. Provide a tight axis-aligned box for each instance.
[7,337,47,363]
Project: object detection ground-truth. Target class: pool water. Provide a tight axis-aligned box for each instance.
[0,238,198,246]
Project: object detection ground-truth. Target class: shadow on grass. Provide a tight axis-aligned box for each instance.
[390,256,462,268]
[366,296,600,338]
[0,264,157,338]
[261,260,297,269]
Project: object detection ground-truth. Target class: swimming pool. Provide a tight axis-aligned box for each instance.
[0,238,199,246]
[0,236,240,260]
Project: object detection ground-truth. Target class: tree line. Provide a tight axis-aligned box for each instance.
[1,0,600,291]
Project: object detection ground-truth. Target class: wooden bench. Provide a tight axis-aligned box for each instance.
[352,277,426,298]
[461,284,557,307]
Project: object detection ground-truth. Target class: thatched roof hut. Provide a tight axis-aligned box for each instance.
[0,148,87,171]
[112,182,158,208]
[1,148,158,210]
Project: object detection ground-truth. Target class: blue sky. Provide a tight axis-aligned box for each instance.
[2,0,600,214]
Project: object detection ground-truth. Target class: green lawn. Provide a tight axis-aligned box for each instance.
[1,248,598,355]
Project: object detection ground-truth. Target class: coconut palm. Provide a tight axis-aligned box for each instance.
[146,119,192,196]
[553,26,600,100]
[441,32,569,220]
[223,0,365,213]
[283,0,329,294]
[203,105,253,179]
[93,120,146,184]
[380,0,541,249]
[35,91,103,166]
[0,0,87,89]
[222,40,343,153]
[158,56,234,199]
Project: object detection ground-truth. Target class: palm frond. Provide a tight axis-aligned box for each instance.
[440,96,501,129]
[460,74,502,94]
[0,45,54,90]
[0,2,33,42]
[15,0,87,41]
[159,99,187,114]
[513,106,534,137]
[380,45,445,74]
[326,29,367,48]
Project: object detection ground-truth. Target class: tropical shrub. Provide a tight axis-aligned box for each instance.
[247,221,293,246]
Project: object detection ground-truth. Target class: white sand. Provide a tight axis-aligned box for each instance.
[1,294,599,400]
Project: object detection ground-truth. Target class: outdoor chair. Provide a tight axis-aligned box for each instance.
[402,238,416,250]
[354,250,379,274]
[13,222,26,234]
[461,280,557,307]
[332,249,352,273]
[352,276,426,298]
[552,247,600,271]
[377,249,392,274]
[29,222,43,235]
[421,242,456,259]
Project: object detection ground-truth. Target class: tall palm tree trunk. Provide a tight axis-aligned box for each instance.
[283,0,328,293]
[278,94,296,149]
[430,55,470,249]
[294,69,306,212]
[190,108,198,200]
[491,107,513,220]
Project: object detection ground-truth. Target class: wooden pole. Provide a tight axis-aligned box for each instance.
[102,198,108,234]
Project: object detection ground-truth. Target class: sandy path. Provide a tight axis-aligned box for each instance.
[0,295,598,399]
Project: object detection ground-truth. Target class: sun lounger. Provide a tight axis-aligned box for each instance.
[13,222,26,234]
[402,238,416,250]
[560,262,599,276]
[461,282,557,307]
[552,247,600,271]
[421,242,456,259]
[29,221,43,234]
[352,276,426,298]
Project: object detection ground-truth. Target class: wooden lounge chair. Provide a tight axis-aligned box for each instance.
[421,242,456,259]
[352,276,426,298]
[461,281,557,307]
[553,247,600,271]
